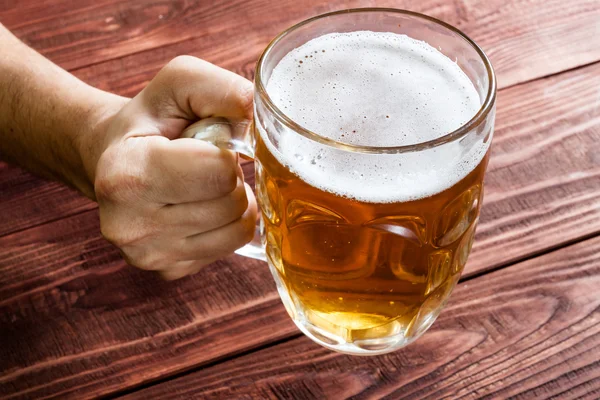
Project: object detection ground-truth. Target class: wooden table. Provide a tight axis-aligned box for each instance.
[1,1,599,399]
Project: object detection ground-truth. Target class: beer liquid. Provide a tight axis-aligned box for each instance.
[256,31,490,352]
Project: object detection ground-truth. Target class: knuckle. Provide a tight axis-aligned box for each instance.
[94,177,114,202]
[97,171,150,203]
[99,214,154,250]
[237,82,254,117]
[121,172,150,197]
[99,213,125,245]
[100,222,135,248]
[137,252,168,271]
[168,55,198,69]
[223,74,253,118]
[125,247,169,271]
[162,56,204,79]
[99,219,117,243]
[95,149,151,202]
[159,267,190,281]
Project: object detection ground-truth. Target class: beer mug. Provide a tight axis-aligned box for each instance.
[184,8,496,355]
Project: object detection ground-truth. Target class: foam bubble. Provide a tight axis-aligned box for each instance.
[261,31,490,203]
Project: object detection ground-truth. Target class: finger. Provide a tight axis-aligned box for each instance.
[177,184,257,260]
[143,135,240,203]
[142,56,253,123]
[158,176,249,234]
[157,257,221,281]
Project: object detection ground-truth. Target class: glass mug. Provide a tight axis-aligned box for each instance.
[183,8,496,355]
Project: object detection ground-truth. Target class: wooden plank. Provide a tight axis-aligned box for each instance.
[0,0,597,85]
[0,162,96,236]
[470,62,600,272]
[0,0,118,30]
[1,0,599,237]
[0,61,599,399]
[68,0,600,91]
[0,209,288,400]
[121,235,600,400]
[0,160,252,238]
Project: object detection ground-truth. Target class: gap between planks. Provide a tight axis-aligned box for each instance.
[104,229,600,399]
[2,58,598,242]
[1,29,598,400]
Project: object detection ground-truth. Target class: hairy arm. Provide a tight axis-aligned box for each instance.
[0,24,257,279]
[0,24,127,199]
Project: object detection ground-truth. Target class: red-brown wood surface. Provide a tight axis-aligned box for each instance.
[0,163,95,237]
[1,61,599,399]
[1,0,598,85]
[2,0,599,237]
[124,235,600,400]
[0,0,599,399]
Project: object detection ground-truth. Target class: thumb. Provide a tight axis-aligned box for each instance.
[139,56,254,129]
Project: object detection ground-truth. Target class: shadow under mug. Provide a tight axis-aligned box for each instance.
[182,8,496,355]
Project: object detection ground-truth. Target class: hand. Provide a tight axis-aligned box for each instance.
[85,56,258,280]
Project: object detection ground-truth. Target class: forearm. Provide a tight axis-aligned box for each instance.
[0,24,128,199]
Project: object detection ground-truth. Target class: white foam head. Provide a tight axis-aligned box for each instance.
[260,31,490,203]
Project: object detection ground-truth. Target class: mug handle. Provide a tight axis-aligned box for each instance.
[181,117,266,261]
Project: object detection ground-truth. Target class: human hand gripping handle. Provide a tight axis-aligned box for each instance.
[181,117,266,262]
[90,56,260,280]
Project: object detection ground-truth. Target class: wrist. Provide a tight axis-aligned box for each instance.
[76,91,129,200]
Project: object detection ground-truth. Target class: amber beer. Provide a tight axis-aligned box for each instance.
[255,128,489,347]
[246,11,496,354]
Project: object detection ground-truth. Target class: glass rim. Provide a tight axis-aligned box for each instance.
[254,7,497,154]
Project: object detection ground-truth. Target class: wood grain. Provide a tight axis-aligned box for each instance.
[1,0,599,398]
[123,235,600,400]
[470,61,600,272]
[1,0,598,88]
[1,61,599,399]
[0,161,253,239]
[1,0,599,237]
[0,210,291,400]
[0,162,95,237]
